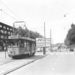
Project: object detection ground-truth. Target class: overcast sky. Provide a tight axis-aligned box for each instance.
[0,0,75,44]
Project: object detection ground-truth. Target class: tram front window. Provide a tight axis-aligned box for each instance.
[8,39,24,47]
[8,39,18,47]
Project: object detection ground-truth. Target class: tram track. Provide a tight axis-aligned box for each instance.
[1,55,47,75]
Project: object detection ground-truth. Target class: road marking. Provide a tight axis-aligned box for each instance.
[52,68,55,70]
[61,53,63,55]
[51,53,54,55]
[66,53,68,55]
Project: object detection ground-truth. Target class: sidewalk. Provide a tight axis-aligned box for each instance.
[0,51,12,65]
[0,51,48,75]
[0,51,49,65]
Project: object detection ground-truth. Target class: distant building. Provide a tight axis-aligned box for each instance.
[36,38,51,48]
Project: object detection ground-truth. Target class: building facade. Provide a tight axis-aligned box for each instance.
[0,22,15,51]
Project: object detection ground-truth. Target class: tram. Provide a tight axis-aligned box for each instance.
[7,35,36,58]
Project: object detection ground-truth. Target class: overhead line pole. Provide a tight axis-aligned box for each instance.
[44,22,46,48]
[43,22,46,55]
[50,29,51,51]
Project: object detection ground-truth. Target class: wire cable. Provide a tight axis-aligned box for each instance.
[0,0,23,20]
[0,0,27,28]
[0,9,17,20]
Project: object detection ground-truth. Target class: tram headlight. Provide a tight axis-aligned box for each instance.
[10,51,15,55]
[13,51,15,55]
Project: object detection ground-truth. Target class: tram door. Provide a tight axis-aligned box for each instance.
[26,42,31,54]
[18,39,25,55]
[29,42,32,55]
[30,42,35,55]
[31,43,36,53]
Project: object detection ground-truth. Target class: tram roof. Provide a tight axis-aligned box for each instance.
[8,35,35,42]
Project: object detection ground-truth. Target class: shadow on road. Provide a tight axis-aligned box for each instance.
[12,54,47,61]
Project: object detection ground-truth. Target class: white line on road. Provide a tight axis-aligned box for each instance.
[56,53,59,55]
[61,53,63,55]
[66,53,68,55]
[52,68,55,71]
[51,53,54,55]
[52,58,58,71]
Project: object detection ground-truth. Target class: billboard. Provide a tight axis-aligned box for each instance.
[36,38,51,48]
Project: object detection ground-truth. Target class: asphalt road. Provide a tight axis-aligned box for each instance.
[6,52,75,75]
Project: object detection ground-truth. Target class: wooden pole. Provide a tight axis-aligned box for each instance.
[50,29,52,51]
[43,22,46,55]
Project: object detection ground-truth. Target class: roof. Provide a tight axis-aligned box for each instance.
[0,22,13,28]
[8,35,36,42]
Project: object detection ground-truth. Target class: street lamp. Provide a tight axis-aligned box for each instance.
[64,14,66,17]
[0,9,2,11]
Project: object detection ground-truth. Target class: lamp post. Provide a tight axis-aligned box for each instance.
[50,29,52,51]
[43,22,46,55]
[13,23,15,35]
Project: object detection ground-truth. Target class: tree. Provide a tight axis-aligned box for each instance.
[65,23,75,46]
[14,26,43,39]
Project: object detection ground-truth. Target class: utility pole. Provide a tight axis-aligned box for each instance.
[43,22,46,55]
[13,23,15,35]
[50,29,52,51]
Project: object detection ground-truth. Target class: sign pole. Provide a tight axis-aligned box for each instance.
[43,22,46,55]
[50,29,52,51]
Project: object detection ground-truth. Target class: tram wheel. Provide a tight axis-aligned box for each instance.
[32,52,35,56]
[29,52,35,56]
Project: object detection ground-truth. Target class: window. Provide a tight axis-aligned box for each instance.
[0,25,2,28]
[10,28,13,31]
[18,40,24,47]
[4,31,7,34]
[3,26,6,29]
[8,32,10,35]
[10,33,12,35]
[8,39,18,47]
[7,27,9,30]
[5,36,7,39]
[26,42,30,50]
[1,35,4,38]
[1,30,4,33]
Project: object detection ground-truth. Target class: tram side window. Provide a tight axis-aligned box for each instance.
[32,43,36,50]
[18,40,24,47]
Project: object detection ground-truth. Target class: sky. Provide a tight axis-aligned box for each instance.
[0,0,75,44]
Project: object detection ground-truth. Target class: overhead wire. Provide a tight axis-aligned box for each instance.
[0,0,23,21]
[0,0,27,28]
[0,9,17,20]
